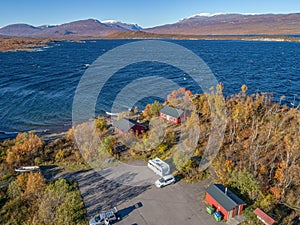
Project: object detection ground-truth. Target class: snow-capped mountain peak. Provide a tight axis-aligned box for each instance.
[180,13,225,21]
[181,12,261,21]
[102,20,118,24]
[102,20,142,31]
[188,13,224,18]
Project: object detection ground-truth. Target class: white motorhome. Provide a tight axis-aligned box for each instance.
[147,157,170,177]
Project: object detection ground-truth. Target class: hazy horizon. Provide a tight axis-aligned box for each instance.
[1,12,300,29]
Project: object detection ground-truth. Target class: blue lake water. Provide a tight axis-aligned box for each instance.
[0,39,300,140]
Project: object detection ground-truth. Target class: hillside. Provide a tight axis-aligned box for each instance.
[0,19,141,38]
[1,13,300,38]
[107,31,300,42]
[0,24,41,37]
[38,19,125,37]
[146,13,300,35]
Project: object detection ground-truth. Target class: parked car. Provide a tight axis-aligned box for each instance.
[89,207,120,225]
[155,174,175,188]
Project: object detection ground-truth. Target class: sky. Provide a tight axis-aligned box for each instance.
[1,0,300,28]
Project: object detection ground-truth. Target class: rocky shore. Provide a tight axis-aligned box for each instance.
[0,36,52,52]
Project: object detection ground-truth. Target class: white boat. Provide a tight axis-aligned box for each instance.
[15,166,40,173]
[105,112,119,116]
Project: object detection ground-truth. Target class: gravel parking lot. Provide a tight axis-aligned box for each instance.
[115,181,222,225]
[59,162,223,225]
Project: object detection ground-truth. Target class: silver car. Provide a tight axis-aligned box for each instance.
[155,174,176,188]
[89,207,120,225]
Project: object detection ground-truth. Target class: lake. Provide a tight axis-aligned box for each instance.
[0,39,300,140]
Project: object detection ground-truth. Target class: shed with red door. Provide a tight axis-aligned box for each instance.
[205,184,246,221]
[159,105,185,124]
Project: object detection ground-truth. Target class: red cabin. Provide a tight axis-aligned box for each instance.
[205,184,246,221]
[113,118,145,135]
[159,105,185,124]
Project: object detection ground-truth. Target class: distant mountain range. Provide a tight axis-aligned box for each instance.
[1,13,300,38]
[0,19,142,37]
[146,13,300,35]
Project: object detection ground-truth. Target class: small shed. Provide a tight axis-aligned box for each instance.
[205,184,246,221]
[113,118,145,135]
[159,105,185,124]
[253,208,277,225]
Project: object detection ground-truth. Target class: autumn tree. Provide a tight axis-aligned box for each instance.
[37,179,86,225]
[167,87,193,108]
[98,135,116,156]
[7,177,23,199]
[3,172,46,224]
[73,122,100,162]
[24,172,45,199]
[95,116,108,131]
[143,101,162,119]
[173,150,192,173]
[6,132,44,166]
[142,104,151,118]
[150,101,163,116]
[229,169,260,201]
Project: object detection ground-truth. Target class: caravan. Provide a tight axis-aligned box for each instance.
[147,157,170,177]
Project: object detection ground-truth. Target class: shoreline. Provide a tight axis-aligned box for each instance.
[0,36,54,52]
[1,34,300,52]
[0,128,68,143]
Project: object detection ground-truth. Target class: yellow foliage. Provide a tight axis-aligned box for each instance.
[16,173,28,191]
[25,172,45,197]
[66,128,74,140]
[258,193,277,211]
[241,84,248,94]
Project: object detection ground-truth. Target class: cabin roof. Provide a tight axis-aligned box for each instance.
[159,105,184,118]
[206,184,246,211]
[113,118,143,133]
[254,208,277,225]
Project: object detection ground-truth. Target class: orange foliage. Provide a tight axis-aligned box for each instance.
[6,132,44,166]
[225,159,233,167]
[270,186,281,199]
[178,87,186,94]
[143,104,151,118]
[185,90,192,97]
[259,165,268,175]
